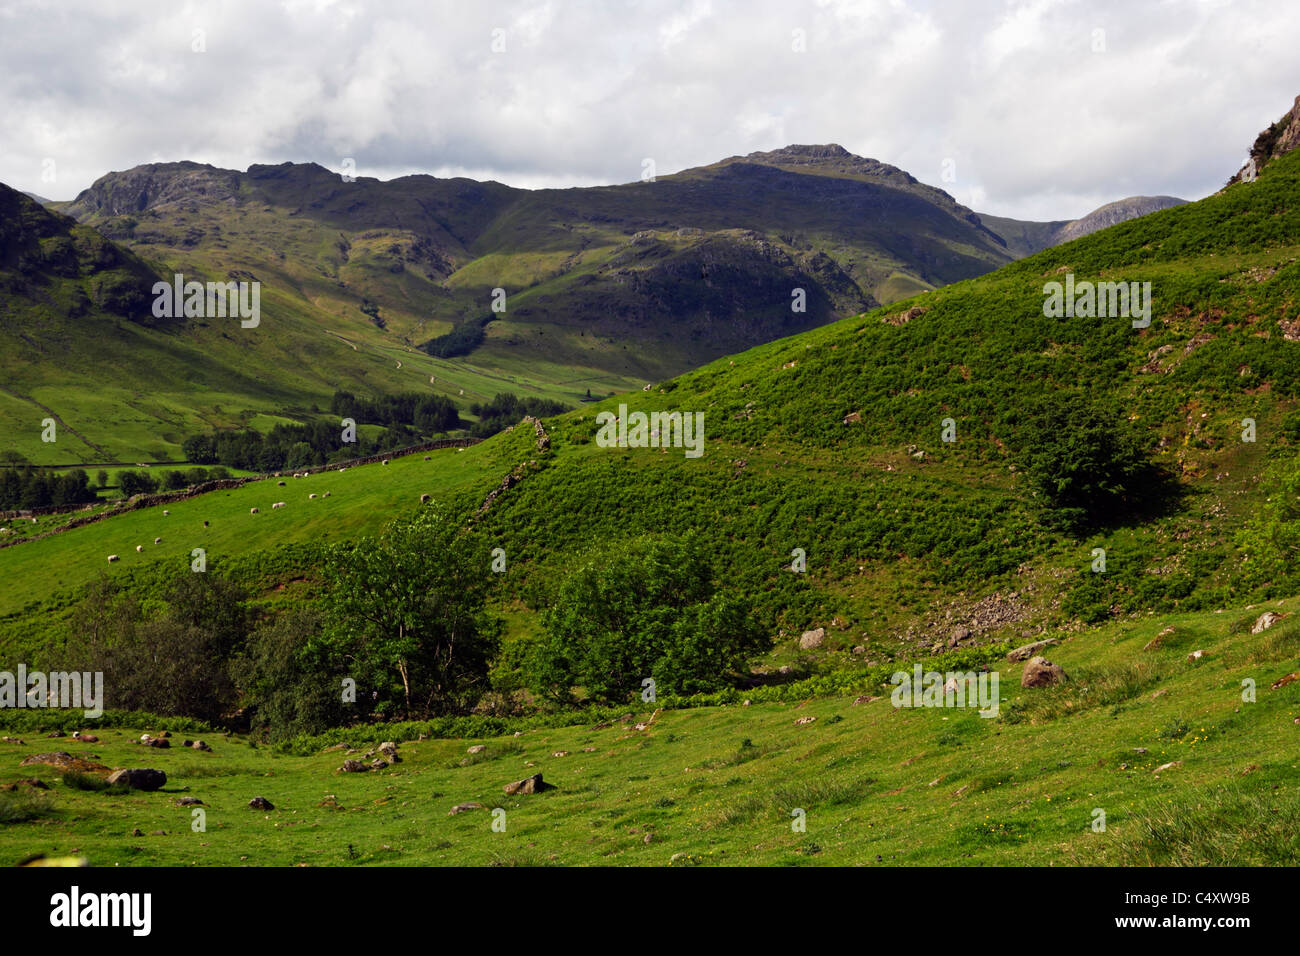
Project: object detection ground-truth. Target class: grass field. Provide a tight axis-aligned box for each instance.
[2,600,1297,866]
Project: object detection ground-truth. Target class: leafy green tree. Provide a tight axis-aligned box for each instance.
[526,534,766,703]
[319,507,498,717]
[1009,392,1153,529]
[234,609,352,739]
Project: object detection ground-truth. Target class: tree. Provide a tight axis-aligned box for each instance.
[319,507,498,717]
[526,534,766,703]
[1009,392,1154,529]
[118,470,158,497]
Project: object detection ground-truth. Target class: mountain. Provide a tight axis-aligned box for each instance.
[1228,93,1300,184]
[978,195,1187,257]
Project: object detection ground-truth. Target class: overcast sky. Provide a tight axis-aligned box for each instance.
[1,0,1297,220]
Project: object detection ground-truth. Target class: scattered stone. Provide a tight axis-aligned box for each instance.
[1271,672,1299,690]
[504,773,545,795]
[131,828,143,837]
[1021,655,1066,688]
[948,626,971,647]
[248,796,274,811]
[106,768,167,791]
[135,545,143,552]
[1006,638,1060,662]
[1252,611,1285,633]
[173,797,204,807]
[1153,761,1183,774]
[449,802,485,815]
[340,760,367,773]
[853,695,882,705]
[141,737,170,749]
[551,751,569,758]
[190,740,211,751]
[1,736,25,744]
[800,627,825,649]
[643,832,655,844]
[794,715,817,725]
[20,752,109,773]
[0,778,47,791]
[321,743,347,752]
[852,645,866,655]
[1186,649,1207,662]
[467,745,486,754]
[742,700,752,707]
[370,759,389,770]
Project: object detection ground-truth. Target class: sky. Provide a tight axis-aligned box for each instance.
[0,0,1297,221]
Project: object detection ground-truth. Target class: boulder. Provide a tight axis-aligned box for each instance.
[467,745,486,754]
[504,773,545,795]
[1252,611,1285,633]
[173,797,205,806]
[799,628,825,649]
[1006,638,1060,662]
[106,768,167,791]
[1021,656,1066,688]
[340,760,367,773]
[948,626,971,648]
[248,796,274,811]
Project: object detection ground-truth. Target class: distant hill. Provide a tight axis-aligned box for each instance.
[978,195,1187,257]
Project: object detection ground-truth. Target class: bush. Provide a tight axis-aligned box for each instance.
[525,534,767,702]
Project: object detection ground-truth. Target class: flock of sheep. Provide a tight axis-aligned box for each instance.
[106,470,340,563]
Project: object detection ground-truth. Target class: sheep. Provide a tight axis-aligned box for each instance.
[203,520,209,527]
[136,545,144,553]
[420,493,431,504]
[277,480,286,486]
[382,460,390,465]
[250,507,259,514]
[107,554,120,563]
[163,510,170,516]
[154,537,162,544]
[309,493,318,499]
[322,491,330,498]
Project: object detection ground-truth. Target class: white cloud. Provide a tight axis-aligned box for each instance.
[0,0,1296,219]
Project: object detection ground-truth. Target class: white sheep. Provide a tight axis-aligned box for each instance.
[136,545,144,552]
[250,507,260,514]
[154,537,162,544]
[107,554,120,563]
[309,493,317,499]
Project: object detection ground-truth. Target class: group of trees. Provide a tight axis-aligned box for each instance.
[182,391,463,472]
[118,466,230,497]
[329,390,459,433]
[60,513,766,739]
[469,393,570,438]
[0,467,97,510]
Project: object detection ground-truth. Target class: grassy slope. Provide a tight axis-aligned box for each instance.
[1,602,1296,866]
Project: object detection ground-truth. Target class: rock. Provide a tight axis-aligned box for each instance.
[643,832,655,844]
[799,627,825,649]
[551,751,569,758]
[321,743,348,752]
[852,645,866,655]
[20,752,109,773]
[794,715,817,725]
[135,545,144,552]
[1187,649,1207,662]
[370,759,389,770]
[842,411,862,425]
[0,778,48,791]
[131,828,143,837]
[504,773,545,795]
[71,732,98,743]
[1,737,25,744]
[853,695,882,705]
[466,745,486,754]
[173,797,205,806]
[1271,672,1299,689]
[1006,638,1060,662]
[141,737,170,748]
[1252,611,1285,633]
[948,626,971,647]
[340,760,367,773]
[1153,761,1183,774]
[248,796,274,811]
[190,740,211,751]
[742,700,752,706]
[106,768,167,791]
[449,802,485,815]
[1021,655,1066,688]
